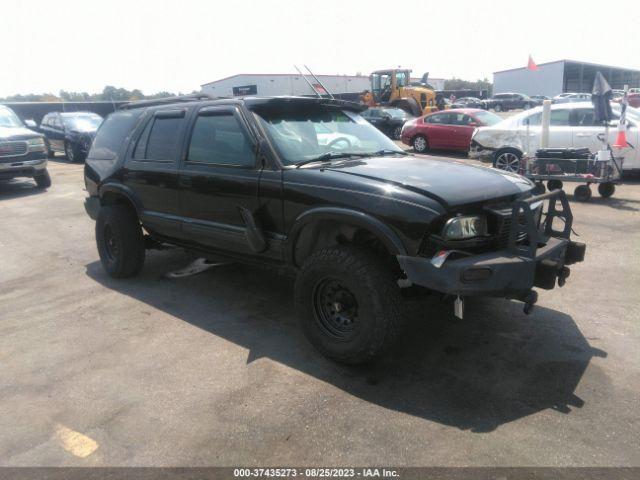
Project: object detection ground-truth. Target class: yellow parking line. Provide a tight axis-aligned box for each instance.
[54,423,99,458]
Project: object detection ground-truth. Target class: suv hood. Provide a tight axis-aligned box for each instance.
[325,155,532,208]
[0,126,41,140]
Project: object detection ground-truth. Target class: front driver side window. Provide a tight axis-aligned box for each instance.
[188,112,255,167]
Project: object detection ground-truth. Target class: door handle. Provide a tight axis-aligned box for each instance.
[179,176,192,188]
[575,133,592,137]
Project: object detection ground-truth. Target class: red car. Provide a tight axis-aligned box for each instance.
[401,108,502,153]
[628,93,640,109]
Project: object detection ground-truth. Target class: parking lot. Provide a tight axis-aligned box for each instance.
[1,153,638,467]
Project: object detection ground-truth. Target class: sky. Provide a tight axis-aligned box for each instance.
[2,0,640,97]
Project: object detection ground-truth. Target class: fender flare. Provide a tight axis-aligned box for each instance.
[285,207,407,265]
[98,182,142,215]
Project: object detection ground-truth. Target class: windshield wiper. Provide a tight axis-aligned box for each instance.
[294,152,371,168]
[369,149,408,156]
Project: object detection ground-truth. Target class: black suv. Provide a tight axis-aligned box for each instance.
[0,105,51,188]
[485,93,540,112]
[84,95,585,364]
[40,111,103,162]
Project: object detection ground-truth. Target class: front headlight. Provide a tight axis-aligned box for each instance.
[442,215,487,240]
[27,137,46,152]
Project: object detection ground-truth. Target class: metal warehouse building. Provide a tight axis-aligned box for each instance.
[201,73,371,98]
[493,60,640,97]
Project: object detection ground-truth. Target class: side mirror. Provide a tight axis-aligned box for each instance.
[24,119,37,129]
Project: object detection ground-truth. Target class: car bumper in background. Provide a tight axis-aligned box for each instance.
[0,156,47,179]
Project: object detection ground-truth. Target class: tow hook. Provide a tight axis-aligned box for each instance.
[558,266,571,287]
[523,290,538,315]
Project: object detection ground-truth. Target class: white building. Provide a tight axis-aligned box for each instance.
[494,60,640,97]
[201,73,370,98]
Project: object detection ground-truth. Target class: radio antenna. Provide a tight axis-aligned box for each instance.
[304,65,335,99]
[294,65,321,98]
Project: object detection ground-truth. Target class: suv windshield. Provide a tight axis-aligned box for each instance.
[0,107,23,128]
[63,114,103,131]
[252,106,403,165]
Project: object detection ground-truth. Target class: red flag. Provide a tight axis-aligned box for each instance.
[527,55,538,71]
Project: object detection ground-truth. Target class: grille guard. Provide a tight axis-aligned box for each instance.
[507,189,573,260]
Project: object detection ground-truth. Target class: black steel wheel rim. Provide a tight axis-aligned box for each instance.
[103,224,119,262]
[313,278,359,340]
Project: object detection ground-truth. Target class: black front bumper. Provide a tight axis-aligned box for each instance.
[397,189,586,300]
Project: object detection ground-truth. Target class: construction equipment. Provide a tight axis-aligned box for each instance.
[360,69,437,116]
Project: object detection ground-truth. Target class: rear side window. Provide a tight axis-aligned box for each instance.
[187,113,255,166]
[134,115,184,161]
[89,110,143,160]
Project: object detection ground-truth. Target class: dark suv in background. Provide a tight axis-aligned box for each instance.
[485,93,540,112]
[360,107,411,139]
[0,105,51,188]
[84,95,585,364]
[40,111,103,162]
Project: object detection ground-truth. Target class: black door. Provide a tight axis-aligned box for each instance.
[179,105,275,257]
[122,108,187,240]
[46,114,66,151]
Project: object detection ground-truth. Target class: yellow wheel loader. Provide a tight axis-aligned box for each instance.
[360,69,437,116]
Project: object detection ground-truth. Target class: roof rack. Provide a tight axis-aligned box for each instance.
[119,93,216,110]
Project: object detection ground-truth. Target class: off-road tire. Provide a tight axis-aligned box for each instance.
[295,246,402,365]
[34,170,51,189]
[96,204,145,278]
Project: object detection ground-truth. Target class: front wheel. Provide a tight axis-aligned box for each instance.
[34,170,51,189]
[64,141,81,162]
[295,246,402,365]
[96,204,145,278]
[413,135,429,153]
[494,104,503,112]
[493,149,522,172]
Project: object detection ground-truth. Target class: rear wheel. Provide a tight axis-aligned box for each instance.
[413,135,429,153]
[493,149,521,172]
[295,246,402,365]
[598,182,615,198]
[96,204,145,278]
